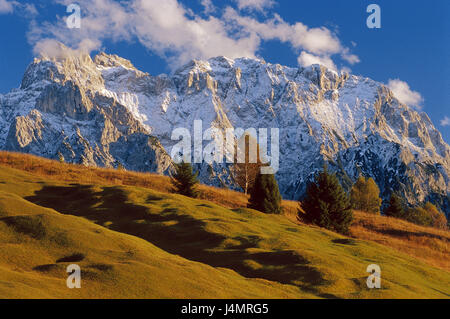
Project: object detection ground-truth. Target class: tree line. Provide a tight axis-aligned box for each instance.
[170,162,448,235]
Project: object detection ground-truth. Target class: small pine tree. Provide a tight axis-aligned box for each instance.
[350,176,382,214]
[301,166,353,234]
[171,162,199,198]
[248,173,282,214]
[384,192,405,218]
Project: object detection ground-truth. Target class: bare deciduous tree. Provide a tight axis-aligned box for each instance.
[230,134,262,194]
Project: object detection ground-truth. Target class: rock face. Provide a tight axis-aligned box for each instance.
[0,45,449,214]
[0,49,172,174]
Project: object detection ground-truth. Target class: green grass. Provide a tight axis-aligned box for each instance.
[0,165,448,298]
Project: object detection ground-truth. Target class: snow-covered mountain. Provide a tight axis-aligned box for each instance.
[1,44,449,213]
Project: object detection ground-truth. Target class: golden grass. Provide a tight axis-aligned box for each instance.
[0,151,448,272]
[1,168,449,298]
[0,151,172,193]
[350,211,449,271]
[0,151,282,210]
[0,190,306,299]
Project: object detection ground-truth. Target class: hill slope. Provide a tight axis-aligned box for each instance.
[0,176,305,298]
[1,151,449,271]
[0,159,448,298]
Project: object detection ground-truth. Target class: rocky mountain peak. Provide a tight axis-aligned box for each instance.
[94,52,137,70]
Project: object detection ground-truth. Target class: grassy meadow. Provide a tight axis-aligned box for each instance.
[0,152,448,298]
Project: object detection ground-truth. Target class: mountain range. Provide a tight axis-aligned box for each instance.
[0,43,448,213]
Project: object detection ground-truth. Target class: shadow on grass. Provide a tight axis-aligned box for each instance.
[1,215,47,239]
[56,253,85,263]
[362,224,447,241]
[332,238,356,245]
[26,184,333,297]
[33,264,58,272]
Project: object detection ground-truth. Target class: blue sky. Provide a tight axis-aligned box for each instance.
[0,0,449,142]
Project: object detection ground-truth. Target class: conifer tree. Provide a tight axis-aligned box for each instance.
[171,162,199,198]
[301,166,353,234]
[384,192,405,218]
[248,173,282,214]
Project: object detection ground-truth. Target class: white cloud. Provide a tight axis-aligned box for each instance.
[33,38,101,59]
[223,8,357,70]
[0,0,14,13]
[297,52,337,71]
[28,0,134,57]
[26,0,359,71]
[341,47,360,65]
[131,0,260,66]
[387,79,424,109]
[28,0,260,67]
[0,0,36,16]
[234,0,275,12]
[224,9,342,56]
[440,116,450,127]
[200,0,215,15]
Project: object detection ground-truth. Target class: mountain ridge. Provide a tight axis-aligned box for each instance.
[0,44,449,213]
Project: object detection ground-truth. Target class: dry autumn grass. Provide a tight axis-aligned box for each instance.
[350,211,449,271]
[1,151,448,271]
